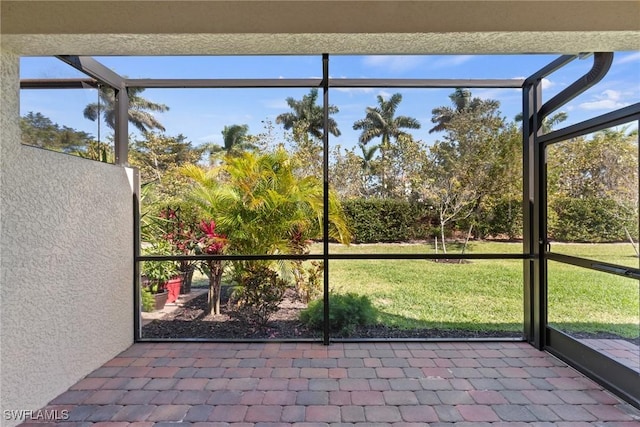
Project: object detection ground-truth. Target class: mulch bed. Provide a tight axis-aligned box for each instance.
[142,289,522,340]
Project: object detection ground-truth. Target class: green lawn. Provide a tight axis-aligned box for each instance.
[189,241,638,338]
[322,242,639,338]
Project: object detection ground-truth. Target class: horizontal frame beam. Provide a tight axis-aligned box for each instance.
[125,78,524,89]
[539,102,640,146]
[330,78,524,88]
[126,78,323,88]
[547,252,640,280]
[138,253,528,262]
[20,78,98,89]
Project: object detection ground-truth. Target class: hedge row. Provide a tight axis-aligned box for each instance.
[341,199,435,243]
[548,196,638,243]
[340,197,637,244]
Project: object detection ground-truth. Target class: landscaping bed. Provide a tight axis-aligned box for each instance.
[142,290,522,340]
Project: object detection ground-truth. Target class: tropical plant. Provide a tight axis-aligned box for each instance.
[515,111,568,134]
[429,88,500,134]
[276,88,341,139]
[353,93,420,195]
[181,147,351,255]
[181,148,351,317]
[83,85,169,133]
[207,124,259,161]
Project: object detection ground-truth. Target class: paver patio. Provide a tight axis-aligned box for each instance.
[17,342,640,426]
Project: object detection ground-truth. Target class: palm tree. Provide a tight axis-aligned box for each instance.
[208,124,258,161]
[429,88,500,133]
[515,111,568,134]
[359,142,378,196]
[276,88,341,139]
[352,93,420,194]
[83,85,169,134]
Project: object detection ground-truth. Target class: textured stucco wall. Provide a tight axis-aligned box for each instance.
[0,49,134,427]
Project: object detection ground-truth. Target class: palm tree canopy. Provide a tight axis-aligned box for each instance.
[276,89,341,138]
[429,88,500,134]
[514,111,568,134]
[83,86,169,133]
[353,93,420,147]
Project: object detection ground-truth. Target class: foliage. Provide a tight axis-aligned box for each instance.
[429,88,500,134]
[207,124,259,162]
[546,128,638,243]
[83,85,169,133]
[293,260,324,303]
[479,197,523,240]
[425,90,520,250]
[300,292,378,336]
[353,93,421,196]
[181,148,351,255]
[141,241,179,293]
[20,111,95,153]
[549,196,638,242]
[276,88,341,138]
[194,220,228,315]
[228,262,289,329]
[130,131,205,185]
[141,287,156,312]
[342,198,434,243]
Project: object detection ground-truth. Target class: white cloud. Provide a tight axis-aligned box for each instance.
[429,55,474,68]
[578,89,629,111]
[512,76,553,90]
[362,55,426,73]
[615,51,640,65]
[541,78,554,90]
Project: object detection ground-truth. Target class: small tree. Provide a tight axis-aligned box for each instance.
[195,220,227,315]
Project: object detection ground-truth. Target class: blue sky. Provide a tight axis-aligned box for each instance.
[20,52,640,150]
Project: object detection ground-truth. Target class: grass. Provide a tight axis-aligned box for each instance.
[188,241,639,339]
[323,241,639,338]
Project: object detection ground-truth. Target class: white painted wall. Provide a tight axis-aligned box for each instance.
[0,50,134,427]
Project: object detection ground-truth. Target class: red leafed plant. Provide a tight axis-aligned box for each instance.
[195,220,228,315]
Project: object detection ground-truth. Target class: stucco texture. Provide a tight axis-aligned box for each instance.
[0,50,134,426]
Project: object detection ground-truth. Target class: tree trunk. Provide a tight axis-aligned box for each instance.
[440,216,447,254]
[623,226,639,257]
[206,260,224,315]
[461,223,474,263]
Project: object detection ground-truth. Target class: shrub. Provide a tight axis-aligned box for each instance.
[292,260,324,303]
[141,287,156,312]
[481,197,523,240]
[228,263,288,329]
[300,292,377,335]
[342,198,435,243]
[548,196,638,242]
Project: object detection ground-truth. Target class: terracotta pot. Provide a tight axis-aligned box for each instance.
[154,291,168,310]
[165,276,183,303]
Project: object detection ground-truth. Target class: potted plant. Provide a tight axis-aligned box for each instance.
[141,243,181,308]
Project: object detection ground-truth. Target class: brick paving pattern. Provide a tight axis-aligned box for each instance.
[17,342,640,426]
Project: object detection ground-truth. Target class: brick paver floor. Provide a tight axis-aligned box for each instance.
[17,342,640,426]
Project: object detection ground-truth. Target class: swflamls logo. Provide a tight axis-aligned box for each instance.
[3,409,70,421]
